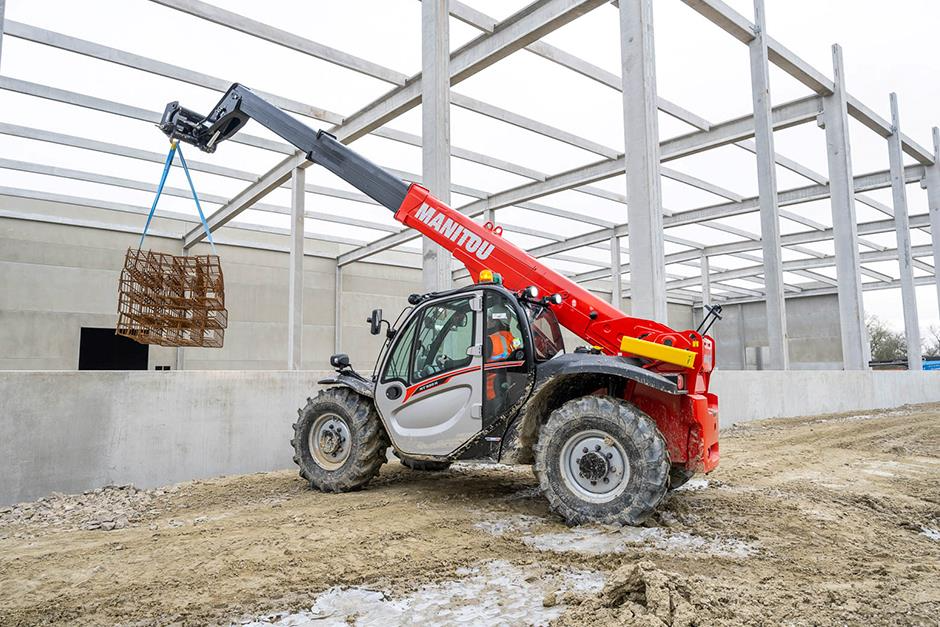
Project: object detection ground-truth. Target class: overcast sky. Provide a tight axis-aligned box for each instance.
[0,0,937,336]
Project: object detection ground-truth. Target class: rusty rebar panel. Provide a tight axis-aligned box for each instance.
[116,248,228,348]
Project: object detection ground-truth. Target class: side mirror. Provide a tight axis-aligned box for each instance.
[330,353,351,370]
[367,309,383,335]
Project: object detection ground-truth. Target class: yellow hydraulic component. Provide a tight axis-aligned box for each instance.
[620,336,697,369]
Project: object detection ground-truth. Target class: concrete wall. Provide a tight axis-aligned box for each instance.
[709,370,939,425]
[697,294,845,370]
[2,369,937,505]
[0,371,329,505]
[0,201,420,372]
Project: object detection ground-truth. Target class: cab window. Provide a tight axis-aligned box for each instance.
[484,291,524,363]
[530,306,564,361]
[412,297,475,383]
[381,316,417,383]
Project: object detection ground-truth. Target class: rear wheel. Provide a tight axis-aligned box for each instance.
[534,395,669,526]
[291,387,388,492]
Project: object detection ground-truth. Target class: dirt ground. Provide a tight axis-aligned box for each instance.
[1,403,939,626]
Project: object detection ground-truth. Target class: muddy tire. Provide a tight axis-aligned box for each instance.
[398,455,452,472]
[291,387,389,493]
[668,464,695,490]
[534,395,669,526]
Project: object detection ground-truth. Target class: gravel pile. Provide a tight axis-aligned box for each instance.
[0,484,180,535]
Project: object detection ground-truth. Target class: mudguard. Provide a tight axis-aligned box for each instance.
[317,372,375,399]
[533,353,682,394]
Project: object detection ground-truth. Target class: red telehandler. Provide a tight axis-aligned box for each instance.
[159,84,720,524]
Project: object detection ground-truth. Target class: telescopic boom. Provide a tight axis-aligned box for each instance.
[160,84,716,393]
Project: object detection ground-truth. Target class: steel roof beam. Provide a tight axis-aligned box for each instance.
[4,22,631,211]
[182,0,610,248]
[681,0,934,165]
[339,95,821,265]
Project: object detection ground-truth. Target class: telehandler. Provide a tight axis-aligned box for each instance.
[159,84,720,524]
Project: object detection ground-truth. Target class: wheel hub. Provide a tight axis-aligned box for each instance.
[578,451,609,481]
[559,430,631,503]
[319,430,341,455]
[309,414,351,470]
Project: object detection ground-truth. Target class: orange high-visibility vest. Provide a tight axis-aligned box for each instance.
[488,330,515,361]
[486,331,517,400]
[486,372,498,400]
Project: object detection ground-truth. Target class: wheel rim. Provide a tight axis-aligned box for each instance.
[559,429,630,503]
[308,412,351,471]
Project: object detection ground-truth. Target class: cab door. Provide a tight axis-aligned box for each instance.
[374,292,483,456]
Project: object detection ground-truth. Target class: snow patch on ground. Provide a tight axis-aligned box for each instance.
[474,513,755,559]
[450,461,531,474]
[239,560,603,627]
[522,525,756,558]
[921,527,940,541]
[674,478,709,492]
[858,460,930,478]
[473,513,540,536]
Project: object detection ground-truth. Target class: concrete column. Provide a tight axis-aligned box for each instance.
[748,0,788,370]
[0,0,6,66]
[287,167,305,370]
[925,127,940,329]
[619,0,667,322]
[483,206,495,227]
[887,93,922,371]
[821,44,868,370]
[701,254,711,309]
[421,0,452,292]
[610,233,622,308]
[334,265,343,354]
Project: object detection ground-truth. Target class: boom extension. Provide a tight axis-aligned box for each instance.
[160,84,716,393]
[160,85,408,212]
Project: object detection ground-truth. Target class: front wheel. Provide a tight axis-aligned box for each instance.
[534,396,669,525]
[291,387,389,492]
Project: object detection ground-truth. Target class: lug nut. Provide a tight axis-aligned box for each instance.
[594,445,601,452]
[603,477,610,484]
[606,452,613,459]
[590,480,597,486]
[582,447,588,454]
[610,467,617,473]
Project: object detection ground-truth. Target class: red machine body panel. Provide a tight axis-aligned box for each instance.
[396,184,719,472]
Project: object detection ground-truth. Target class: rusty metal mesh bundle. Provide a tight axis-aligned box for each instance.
[116,248,228,347]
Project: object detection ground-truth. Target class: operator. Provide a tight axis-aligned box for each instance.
[485,303,522,402]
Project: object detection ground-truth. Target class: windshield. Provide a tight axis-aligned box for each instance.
[528,304,564,361]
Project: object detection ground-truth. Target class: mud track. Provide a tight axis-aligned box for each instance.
[1,404,938,626]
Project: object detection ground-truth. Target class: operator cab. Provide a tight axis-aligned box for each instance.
[370,280,563,460]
